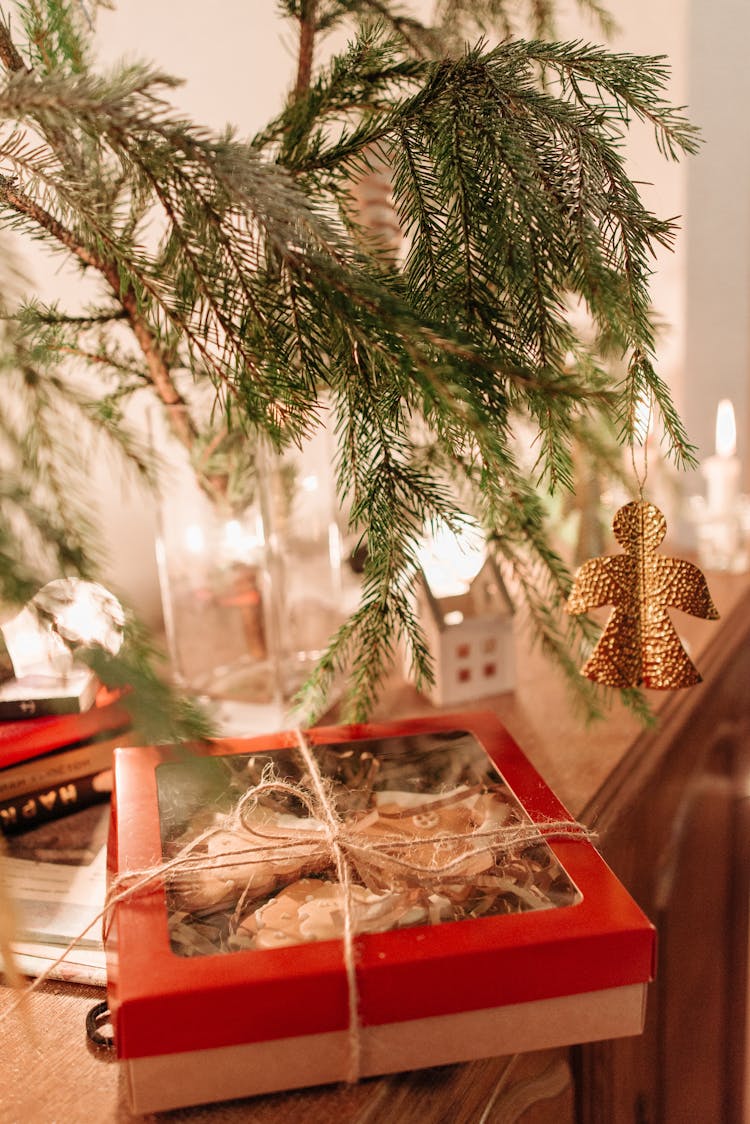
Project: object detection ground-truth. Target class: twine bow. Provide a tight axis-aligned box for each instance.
[162,730,594,1082]
[0,729,595,1083]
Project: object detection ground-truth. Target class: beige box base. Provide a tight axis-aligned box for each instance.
[125,982,647,1114]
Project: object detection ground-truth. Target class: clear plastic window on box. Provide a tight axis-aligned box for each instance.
[155,730,582,958]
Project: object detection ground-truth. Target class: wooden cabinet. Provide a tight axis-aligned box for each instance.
[576,592,750,1124]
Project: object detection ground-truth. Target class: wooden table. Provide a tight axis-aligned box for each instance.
[2,571,749,1123]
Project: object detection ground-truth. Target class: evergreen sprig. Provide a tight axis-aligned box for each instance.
[0,1,698,724]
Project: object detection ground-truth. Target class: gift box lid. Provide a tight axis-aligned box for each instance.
[106,712,655,1061]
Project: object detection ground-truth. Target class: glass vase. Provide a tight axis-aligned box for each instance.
[153,418,357,734]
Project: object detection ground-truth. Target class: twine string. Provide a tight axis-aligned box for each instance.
[630,393,654,500]
[291,729,362,1083]
[0,735,596,1068]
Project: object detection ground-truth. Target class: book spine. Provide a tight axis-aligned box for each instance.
[0,699,133,769]
[0,695,84,720]
[0,731,134,802]
[0,772,112,834]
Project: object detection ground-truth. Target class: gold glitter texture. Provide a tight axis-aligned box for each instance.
[565,500,719,689]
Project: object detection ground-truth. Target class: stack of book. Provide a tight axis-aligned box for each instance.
[0,668,133,833]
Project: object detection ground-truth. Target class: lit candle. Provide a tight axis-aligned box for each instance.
[703,399,741,516]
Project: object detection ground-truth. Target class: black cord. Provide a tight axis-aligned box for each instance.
[85,999,114,1050]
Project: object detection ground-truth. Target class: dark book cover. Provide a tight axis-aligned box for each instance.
[0,770,113,834]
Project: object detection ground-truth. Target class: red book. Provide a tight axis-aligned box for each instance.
[0,689,132,770]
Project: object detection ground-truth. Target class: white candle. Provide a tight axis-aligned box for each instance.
[703,399,741,516]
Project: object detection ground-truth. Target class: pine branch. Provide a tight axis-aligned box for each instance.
[256,27,423,164]
[575,0,619,38]
[436,0,618,44]
[621,348,696,468]
[82,623,213,744]
[0,173,197,450]
[0,172,99,268]
[280,39,695,453]
[0,10,697,726]
[18,305,127,325]
[521,40,700,160]
[0,350,98,589]
[16,0,90,76]
[0,316,154,509]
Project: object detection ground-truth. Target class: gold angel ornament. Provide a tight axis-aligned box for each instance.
[565,500,719,689]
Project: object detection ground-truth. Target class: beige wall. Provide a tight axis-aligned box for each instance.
[559,0,689,418]
[563,0,750,479]
[96,3,294,134]
[685,0,750,473]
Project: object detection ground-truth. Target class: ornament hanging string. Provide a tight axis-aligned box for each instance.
[630,393,654,500]
[0,732,597,1074]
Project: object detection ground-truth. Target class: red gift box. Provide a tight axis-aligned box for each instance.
[105,712,655,1114]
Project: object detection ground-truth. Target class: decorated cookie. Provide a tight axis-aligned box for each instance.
[241,878,427,950]
[348,787,509,891]
[170,805,330,914]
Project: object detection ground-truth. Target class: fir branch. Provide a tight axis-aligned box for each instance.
[621,348,696,468]
[0,172,197,450]
[82,622,213,744]
[436,0,618,44]
[0,316,154,505]
[521,40,701,160]
[0,172,100,268]
[575,0,619,39]
[0,10,697,725]
[355,1,434,57]
[17,0,89,76]
[258,26,423,164]
[284,38,695,458]
[50,343,145,378]
[438,0,513,41]
[18,303,127,325]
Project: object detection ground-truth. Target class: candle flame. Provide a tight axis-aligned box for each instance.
[715,399,736,459]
